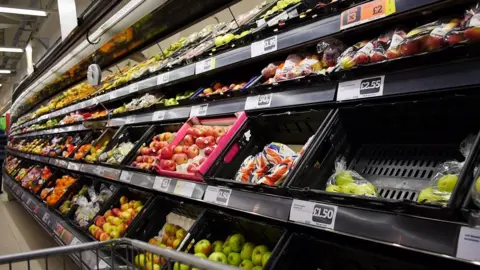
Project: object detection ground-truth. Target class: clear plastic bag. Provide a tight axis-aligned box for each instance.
[420,135,475,204]
[325,157,378,197]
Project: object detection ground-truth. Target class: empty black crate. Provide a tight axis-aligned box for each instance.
[178,209,288,270]
[289,97,480,219]
[204,109,333,194]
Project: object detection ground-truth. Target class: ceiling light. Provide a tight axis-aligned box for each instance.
[0,70,12,74]
[0,47,23,53]
[0,6,47,17]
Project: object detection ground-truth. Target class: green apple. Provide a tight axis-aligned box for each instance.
[241,242,255,260]
[353,184,376,196]
[476,176,480,192]
[261,252,271,266]
[336,171,354,186]
[194,253,207,259]
[228,234,245,252]
[223,33,235,44]
[173,262,190,270]
[194,239,212,256]
[240,260,254,269]
[326,185,340,193]
[437,174,458,192]
[227,252,242,266]
[252,266,263,270]
[417,187,443,203]
[252,245,269,266]
[208,252,227,264]
[212,240,224,253]
[222,244,233,256]
[215,36,224,47]
[135,254,146,268]
[340,183,358,194]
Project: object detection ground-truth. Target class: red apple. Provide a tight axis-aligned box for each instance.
[195,137,207,149]
[187,163,199,173]
[353,53,369,65]
[447,32,465,45]
[135,156,143,163]
[213,127,225,137]
[162,132,172,141]
[187,128,195,136]
[158,141,169,149]
[203,126,213,136]
[142,156,149,162]
[186,145,200,158]
[385,49,402,59]
[370,52,386,63]
[162,159,176,171]
[183,135,194,146]
[399,40,422,56]
[111,208,121,217]
[174,146,183,154]
[95,216,106,227]
[94,229,104,240]
[172,153,188,165]
[213,82,222,90]
[204,136,216,146]
[204,146,214,156]
[193,128,204,138]
[465,27,480,42]
[104,210,113,219]
[99,232,111,241]
[119,196,128,205]
[424,36,445,51]
[161,146,174,159]
[140,147,149,155]
[198,157,206,165]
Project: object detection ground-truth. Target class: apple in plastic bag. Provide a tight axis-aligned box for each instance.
[437,174,458,192]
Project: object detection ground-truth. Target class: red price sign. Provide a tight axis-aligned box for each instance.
[340,0,395,29]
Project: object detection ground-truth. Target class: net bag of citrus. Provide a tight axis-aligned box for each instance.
[326,157,378,197]
[418,135,474,205]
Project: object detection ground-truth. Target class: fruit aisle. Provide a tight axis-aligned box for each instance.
[6,0,480,269]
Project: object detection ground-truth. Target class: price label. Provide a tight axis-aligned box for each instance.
[58,160,69,168]
[42,212,50,223]
[251,36,277,58]
[153,177,171,192]
[290,199,337,230]
[337,75,385,101]
[256,18,266,27]
[457,226,480,261]
[126,115,136,124]
[119,171,133,183]
[340,0,396,29]
[173,181,196,198]
[288,9,298,19]
[27,198,32,206]
[68,162,80,171]
[267,11,288,26]
[70,237,82,245]
[157,72,170,85]
[245,94,273,110]
[195,57,216,74]
[129,84,139,94]
[93,166,104,176]
[152,111,166,121]
[204,186,232,206]
[190,104,208,117]
[103,168,119,180]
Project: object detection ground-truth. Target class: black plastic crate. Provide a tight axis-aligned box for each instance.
[178,209,288,270]
[204,109,333,195]
[82,128,120,164]
[289,97,480,220]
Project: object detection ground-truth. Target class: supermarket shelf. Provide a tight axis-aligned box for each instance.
[2,172,113,270]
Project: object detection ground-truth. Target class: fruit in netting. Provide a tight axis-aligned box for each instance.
[335,171,354,186]
[340,183,358,194]
[437,174,458,192]
[326,185,340,193]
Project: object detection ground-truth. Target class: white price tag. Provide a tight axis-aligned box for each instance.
[289,199,338,230]
[195,57,216,74]
[93,166,104,176]
[68,162,80,171]
[456,226,480,261]
[157,72,170,85]
[245,94,273,110]
[129,84,139,93]
[110,91,118,99]
[42,212,50,223]
[190,104,208,117]
[126,115,136,124]
[267,11,288,26]
[251,36,277,58]
[256,18,266,27]
[153,177,171,192]
[27,198,32,205]
[288,9,298,19]
[173,181,196,198]
[337,75,385,101]
[152,111,165,121]
[119,171,133,183]
[204,186,232,206]
[70,237,82,245]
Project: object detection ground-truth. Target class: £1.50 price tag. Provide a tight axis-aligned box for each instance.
[251,36,277,58]
[289,199,338,230]
[153,177,171,192]
[195,57,216,74]
[340,0,395,29]
[204,186,232,206]
[245,93,273,110]
[337,75,385,101]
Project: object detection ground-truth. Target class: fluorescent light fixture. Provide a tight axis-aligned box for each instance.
[0,47,23,53]
[0,6,47,17]
[0,70,11,74]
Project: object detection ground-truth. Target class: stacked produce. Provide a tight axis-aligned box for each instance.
[40,136,62,156]
[6,157,22,174]
[15,167,31,182]
[84,132,113,163]
[59,185,88,215]
[59,112,84,125]
[199,81,247,97]
[29,166,53,194]
[74,184,113,227]
[88,195,145,241]
[263,0,300,19]
[74,143,92,160]
[20,165,42,189]
[62,134,85,158]
[131,132,176,170]
[99,141,135,164]
[325,158,378,197]
[163,90,195,107]
[42,175,77,206]
[175,234,272,269]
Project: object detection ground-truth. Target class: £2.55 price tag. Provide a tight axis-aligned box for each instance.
[290,199,338,230]
[195,57,216,74]
[251,36,277,58]
[153,177,171,192]
[204,186,232,206]
[245,94,273,110]
[340,0,395,29]
[337,75,385,101]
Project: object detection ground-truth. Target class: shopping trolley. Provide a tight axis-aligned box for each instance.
[0,238,238,270]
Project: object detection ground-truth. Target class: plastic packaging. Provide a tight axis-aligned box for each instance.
[419,135,475,204]
[325,157,378,197]
[385,29,407,59]
[317,38,345,68]
[336,40,369,70]
[273,54,303,82]
[447,4,480,45]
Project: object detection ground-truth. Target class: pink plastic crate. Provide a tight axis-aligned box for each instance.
[155,112,247,181]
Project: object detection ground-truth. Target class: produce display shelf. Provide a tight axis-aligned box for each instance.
[8,148,480,265]
[11,0,446,132]
[2,172,113,270]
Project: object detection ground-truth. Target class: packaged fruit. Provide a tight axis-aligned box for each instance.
[462,3,480,42]
[385,29,407,59]
[419,135,474,205]
[325,157,378,197]
[317,38,345,68]
[336,40,369,70]
[74,184,113,227]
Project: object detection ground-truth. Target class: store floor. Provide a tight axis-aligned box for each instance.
[0,192,79,270]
